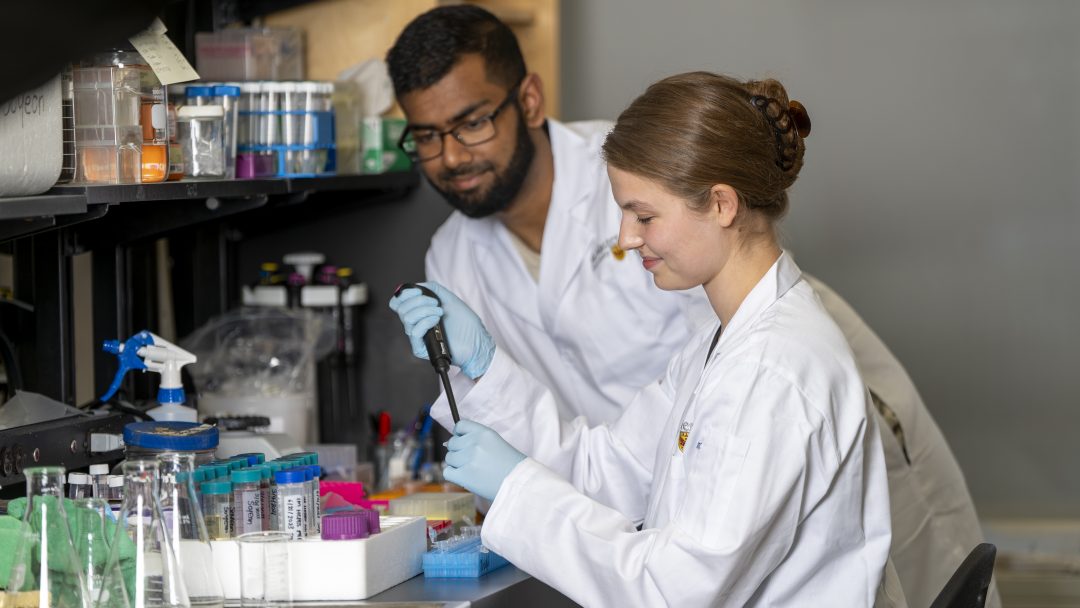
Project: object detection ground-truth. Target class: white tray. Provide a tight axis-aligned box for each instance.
[211,516,426,600]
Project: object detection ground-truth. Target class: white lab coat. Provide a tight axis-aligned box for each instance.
[425,119,987,604]
[805,277,1000,608]
[426,119,713,425]
[434,254,902,607]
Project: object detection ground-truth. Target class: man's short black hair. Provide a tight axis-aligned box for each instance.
[386,5,527,98]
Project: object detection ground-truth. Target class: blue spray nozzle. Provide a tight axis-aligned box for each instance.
[99,331,153,402]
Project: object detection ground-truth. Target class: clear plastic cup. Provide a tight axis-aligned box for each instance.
[237,531,293,608]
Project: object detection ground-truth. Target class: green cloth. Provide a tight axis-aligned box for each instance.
[4,497,136,605]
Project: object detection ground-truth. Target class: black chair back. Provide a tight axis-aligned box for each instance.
[929,543,997,608]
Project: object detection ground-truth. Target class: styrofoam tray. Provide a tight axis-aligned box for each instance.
[211,515,426,600]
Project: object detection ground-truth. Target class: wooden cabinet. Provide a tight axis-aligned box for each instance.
[264,0,561,117]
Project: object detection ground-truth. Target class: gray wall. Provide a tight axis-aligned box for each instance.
[562,0,1080,517]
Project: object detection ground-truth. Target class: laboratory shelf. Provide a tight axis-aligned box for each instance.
[0,171,420,245]
[47,171,419,206]
[0,193,86,220]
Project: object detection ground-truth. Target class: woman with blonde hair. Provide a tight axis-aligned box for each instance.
[391,72,905,606]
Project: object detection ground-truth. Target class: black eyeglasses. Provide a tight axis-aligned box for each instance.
[398,81,523,162]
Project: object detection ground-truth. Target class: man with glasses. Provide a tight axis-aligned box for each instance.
[387,4,712,425]
[386,7,996,606]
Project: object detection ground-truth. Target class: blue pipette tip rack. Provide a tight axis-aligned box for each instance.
[422,531,509,578]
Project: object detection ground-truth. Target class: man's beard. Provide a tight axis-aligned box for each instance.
[429,116,536,219]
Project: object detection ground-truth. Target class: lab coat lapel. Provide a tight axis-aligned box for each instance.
[470,219,547,333]
[536,121,602,330]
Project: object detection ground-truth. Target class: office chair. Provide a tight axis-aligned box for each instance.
[929,543,997,608]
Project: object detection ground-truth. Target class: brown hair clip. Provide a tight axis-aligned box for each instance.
[788,100,811,138]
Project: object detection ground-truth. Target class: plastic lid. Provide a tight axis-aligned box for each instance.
[239,82,261,94]
[192,469,207,483]
[107,475,124,488]
[67,472,91,484]
[123,421,219,451]
[275,469,306,485]
[231,468,262,484]
[307,465,321,478]
[185,85,213,98]
[202,481,232,495]
[321,512,369,541]
[89,464,110,476]
[235,453,264,466]
[256,464,272,480]
[177,105,225,120]
[213,85,241,97]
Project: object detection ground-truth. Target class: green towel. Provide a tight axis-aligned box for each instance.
[4,497,136,603]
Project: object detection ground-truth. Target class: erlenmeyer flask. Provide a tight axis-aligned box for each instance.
[99,461,190,608]
[5,466,93,608]
[156,453,223,608]
[70,498,127,608]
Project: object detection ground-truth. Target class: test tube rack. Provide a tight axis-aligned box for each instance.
[210,515,426,600]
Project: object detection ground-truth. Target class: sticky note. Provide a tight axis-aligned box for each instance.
[129,18,200,86]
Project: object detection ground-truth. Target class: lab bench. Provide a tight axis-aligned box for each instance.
[366,566,579,607]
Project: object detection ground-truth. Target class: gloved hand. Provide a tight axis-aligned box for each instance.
[388,282,496,379]
[443,419,526,501]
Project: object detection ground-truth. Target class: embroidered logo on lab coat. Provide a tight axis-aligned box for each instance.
[590,236,623,268]
[677,421,693,452]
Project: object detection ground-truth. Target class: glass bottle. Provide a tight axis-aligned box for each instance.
[5,466,93,608]
[99,460,190,608]
[156,453,224,608]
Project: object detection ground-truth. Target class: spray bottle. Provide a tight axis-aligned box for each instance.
[100,330,198,422]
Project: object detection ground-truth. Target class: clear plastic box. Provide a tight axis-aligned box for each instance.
[71,66,143,183]
[195,29,304,81]
[388,492,474,522]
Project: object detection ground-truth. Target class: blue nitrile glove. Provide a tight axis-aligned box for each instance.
[388,281,496,379]
[443,419,526,501]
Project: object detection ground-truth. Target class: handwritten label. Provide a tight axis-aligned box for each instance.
[1,93,48,128]
[129,18,200,86]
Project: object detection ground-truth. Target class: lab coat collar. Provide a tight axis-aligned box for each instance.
[537,120,608,307]
[714,252,803,353]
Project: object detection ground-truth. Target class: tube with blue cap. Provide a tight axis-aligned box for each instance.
[100,330,199,422]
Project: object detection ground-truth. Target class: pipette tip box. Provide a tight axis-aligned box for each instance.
[422,535,510,578]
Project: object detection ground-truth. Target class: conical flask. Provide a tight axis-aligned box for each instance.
[99,461,190,608]
[4,466,93,608]
[70,498,128,608]
[156,453,223,608]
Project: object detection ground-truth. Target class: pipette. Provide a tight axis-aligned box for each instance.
[395,283,461,424]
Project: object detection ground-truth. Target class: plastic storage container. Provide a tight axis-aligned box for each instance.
[178,105,226,178]
[93,49,168,184]
[71,65,142,183]
[388,492,474,522]
[212,85,241,178]
[195,29,304,81]
[123,421,219,465]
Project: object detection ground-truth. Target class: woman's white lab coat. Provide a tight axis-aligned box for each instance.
[435,254,903,607]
